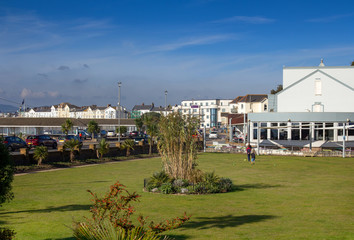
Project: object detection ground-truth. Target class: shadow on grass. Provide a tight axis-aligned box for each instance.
[233,183,282,191]
[182,214,278,230]
[0,204,91,215]
[164,234,190,240]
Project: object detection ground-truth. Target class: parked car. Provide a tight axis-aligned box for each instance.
[107,130,116,137]
[58,135,83,145]
[129,131,139,138]
[209,131,218,139]
[133,137,148,145]
[3,136,28,151]
[26,135,57,149]
[78,130,90,139]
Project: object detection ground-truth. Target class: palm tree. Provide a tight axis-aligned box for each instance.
[87,120,100,140]
[134,117,143,132]
[64,139,81,162]
[61,119,73,135]
[121,139,134,157]
[143,113,160,155]
[96,138,110,160]
[33,146,48,166]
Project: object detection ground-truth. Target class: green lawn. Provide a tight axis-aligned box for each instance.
[1,153,353,240]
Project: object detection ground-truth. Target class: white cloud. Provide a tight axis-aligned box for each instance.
[306,14,353,23]
[212,16,275,24]
[140,35,237,54]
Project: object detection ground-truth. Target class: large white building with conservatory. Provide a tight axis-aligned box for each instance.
[248,60,354,148]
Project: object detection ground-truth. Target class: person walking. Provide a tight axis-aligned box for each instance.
[251,149,256,164]
[246,144,252,162]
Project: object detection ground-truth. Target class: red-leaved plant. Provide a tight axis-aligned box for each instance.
[86,181,190,234]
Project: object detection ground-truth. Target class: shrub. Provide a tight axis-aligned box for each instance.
[74,180,190,237]
[203,171,219,185]
[160,183,174,194]
[146,171,171,191]
[0,228,16,240]
[219,178,233,192]
[173,179,189,188]
[0,143,14,206]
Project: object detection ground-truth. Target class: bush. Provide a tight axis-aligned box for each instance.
[173,179,189,188]
[74,180,190,237]
[146,171,171,191]
[160,183,174,194]
[219,178,233,192]
[0,143,14,206]
[0,228,16,240]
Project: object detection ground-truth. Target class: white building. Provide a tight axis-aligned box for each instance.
[248,60,354,147]
[24,103,129,119]
[174,99,233,129]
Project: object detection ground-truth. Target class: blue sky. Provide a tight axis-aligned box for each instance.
[0,0,354,110]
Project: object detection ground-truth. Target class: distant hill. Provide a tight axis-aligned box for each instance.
[0,104,18,113]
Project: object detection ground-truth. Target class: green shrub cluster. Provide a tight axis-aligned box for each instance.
[145,171,233,194]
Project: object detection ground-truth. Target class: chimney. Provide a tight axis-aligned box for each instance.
[142,103,144,106]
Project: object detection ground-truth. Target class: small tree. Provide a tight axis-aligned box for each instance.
[33,146,48,166]
[116,126,127,137]
[142,113,160,155]
[157,112,199,181]
[0,143,14,207]
[121,139,134,157]
[134,117,143,132]
[270,84,283,94]
[87,120,100,140]
[96,139,109,160]
[73,181,189,238]
[61,119,73,135]
[64,139,81,162]
[351,61,354,66]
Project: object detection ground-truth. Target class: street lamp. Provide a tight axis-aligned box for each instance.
[164,90,168,115]
[118,82,122,143]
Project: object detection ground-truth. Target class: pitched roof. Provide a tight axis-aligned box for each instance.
[230,96,244,104]
[238,94,267,103]
[132,104,153,111]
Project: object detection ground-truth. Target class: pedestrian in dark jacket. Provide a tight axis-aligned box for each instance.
[246,144,252,162]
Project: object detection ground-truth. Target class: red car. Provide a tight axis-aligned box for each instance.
[26,135,57,149]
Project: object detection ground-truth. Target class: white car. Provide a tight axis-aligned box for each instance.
[107,130,116,137]
[209,131,218,139]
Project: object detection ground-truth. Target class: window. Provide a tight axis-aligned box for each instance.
[201,103,203,106]
[315,79,322,96]
[221,102,223,106]
[206,115,209,119]
[206,103,208,106]
[264,104,267,111]
[193,109,197,113]
[190,103,192,106]
[241,104,243,109]
[206,109,209,112]
[222,108,225,112]
[184,103,187,106]
[202,109,204,114]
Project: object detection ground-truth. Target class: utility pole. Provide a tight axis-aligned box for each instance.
[118,82,122,143]
[165,90,168,116]
[229,117,232,143]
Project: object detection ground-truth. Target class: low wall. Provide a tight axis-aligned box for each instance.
[11,144,158,166]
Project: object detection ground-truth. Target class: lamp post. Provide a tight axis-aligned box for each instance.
[164,90,168,115]
[118,82,122,143]
[229,117,233,143]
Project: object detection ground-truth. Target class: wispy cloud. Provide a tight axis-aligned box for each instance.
[57,65,70,71]
[212,16,275,24]
[20,88,59,99]
[73,78,88,84]
[306,13,353,23]
[141,35,237,54]
[70,19,114,30]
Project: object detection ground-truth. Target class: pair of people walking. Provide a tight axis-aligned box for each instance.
[246,144,256,164]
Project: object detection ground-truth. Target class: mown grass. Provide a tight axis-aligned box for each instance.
[1,153,353,239]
